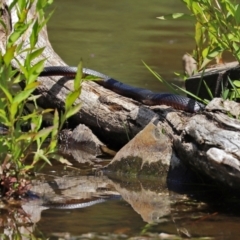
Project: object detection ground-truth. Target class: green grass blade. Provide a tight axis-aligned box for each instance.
[142,61,179,94]
[203,80,214,99]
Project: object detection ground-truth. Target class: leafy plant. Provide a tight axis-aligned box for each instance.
[158,0,240,70]
[0,0,82,198]
[154,0,240,103]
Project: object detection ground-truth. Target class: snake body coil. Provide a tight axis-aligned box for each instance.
[40,66,205,113]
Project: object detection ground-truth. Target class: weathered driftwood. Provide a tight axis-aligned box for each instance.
[106,98,240,189]
[3,1,240,190]
[175,98,240,189]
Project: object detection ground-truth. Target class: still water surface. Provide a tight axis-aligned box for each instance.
[47,0,195,92]
[3,1,240,239]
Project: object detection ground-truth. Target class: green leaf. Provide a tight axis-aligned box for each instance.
[228,77,240,99]
[39,9,55,30]
[41,108,55,114]
[38,153,52,166]
[29,48,45,62]
[58,156,72,166]
[65,103,82,119]
[18,0,25,12]
[31,114,43,131]
[28,59,45,83]
[200,47,223,69]
[25,81,40,91]
[7,23,29,47]
[30,20,39,48]
[34,149,52,165]
[13,87,37,104]
[36,0,47,10]
[222,88,230,100]
[203,80,214,99]
[3,46,16,66]
[16,133,35,142]
[0,84,13,103]
[12,73,22,84]
[21,165,34,172]
[65,89,81,111]
[202,47,209,59]
[0,110,9,125]
[9,0,18,11]
[41,127,52,144]
[21,112,39,121]
[10,102,18,120]
[33,126,54,141]
[195,22,205,48]
[208,47,223,58]
[15,58,27,76]
[233,80,240,88]
[74,62,83,90]
[53,109,59,128]
[28,94,41,101]
[51,109,59,141]
[234,4,240,24]
[200,58,212,70]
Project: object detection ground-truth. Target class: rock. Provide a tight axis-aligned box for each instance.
[106,119,173,176]
[59,124,115,164]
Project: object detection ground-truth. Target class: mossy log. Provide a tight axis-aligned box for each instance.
[2,1,240,190]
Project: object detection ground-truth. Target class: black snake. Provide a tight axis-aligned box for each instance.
[0,66,204,135]
[40,66,205,113]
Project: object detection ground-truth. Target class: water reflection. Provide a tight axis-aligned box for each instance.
[2,170,240,239]
[0,172,233,239]
[37,174,240,239]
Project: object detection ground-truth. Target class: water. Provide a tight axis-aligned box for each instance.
[47,0,195,92]
[2,1,240,239]
[5,169,240,239]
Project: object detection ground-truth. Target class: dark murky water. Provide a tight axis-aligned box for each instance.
[1,1,240,240]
